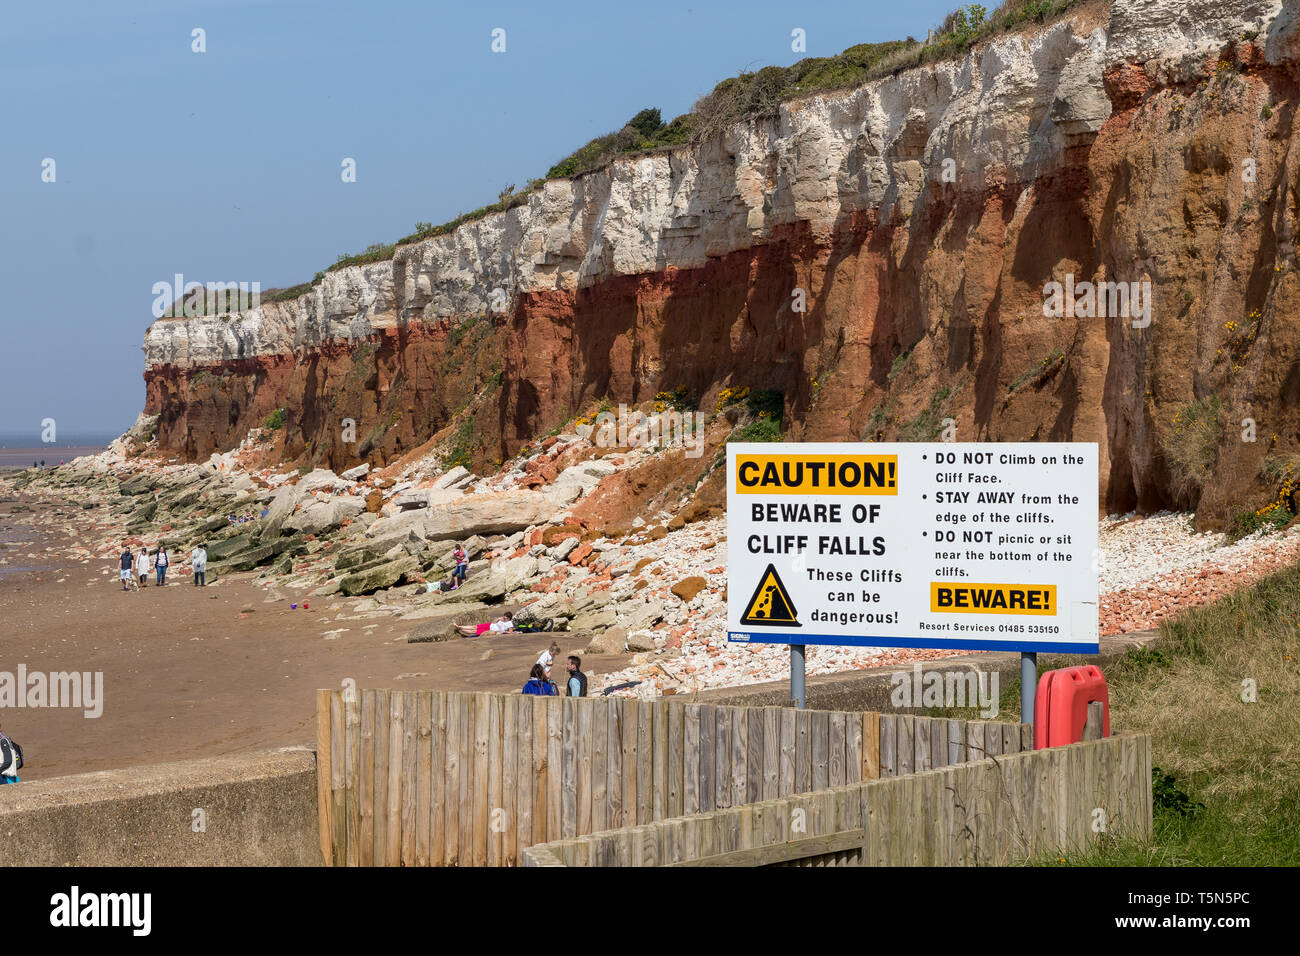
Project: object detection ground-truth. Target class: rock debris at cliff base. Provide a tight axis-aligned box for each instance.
[7,416,1299,701]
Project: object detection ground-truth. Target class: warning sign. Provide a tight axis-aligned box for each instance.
[740,564,801,627]
[727,442,1099,653]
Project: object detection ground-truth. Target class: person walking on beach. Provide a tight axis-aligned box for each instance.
[191,543,207,587]
[521,663,558,696]
[450,543,469,590]
[154,546,169,586]
[565,655,588,698]
[119,546,134,591]
[135,547,150,588]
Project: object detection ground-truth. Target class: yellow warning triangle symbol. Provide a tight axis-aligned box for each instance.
[740,563,801,628]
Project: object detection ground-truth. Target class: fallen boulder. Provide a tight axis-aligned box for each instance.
[585,627,627,655]
[338,555,419,596]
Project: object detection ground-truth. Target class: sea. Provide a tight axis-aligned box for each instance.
[0,441,111,472]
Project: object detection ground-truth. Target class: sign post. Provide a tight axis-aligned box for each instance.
[1021,651,1037,724]
[727,442,1099,722]
[790,644,806,709]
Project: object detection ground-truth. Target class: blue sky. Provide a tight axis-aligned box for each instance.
[0,0,959,443]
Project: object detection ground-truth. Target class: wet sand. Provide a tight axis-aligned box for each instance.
[0,494,632,780]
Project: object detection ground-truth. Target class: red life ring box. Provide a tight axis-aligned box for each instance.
[1034,665,1109,748]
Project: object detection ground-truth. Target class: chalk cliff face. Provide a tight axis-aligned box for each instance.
[142,0,1300,523]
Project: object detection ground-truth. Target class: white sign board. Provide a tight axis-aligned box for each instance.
[726,443,1099,653]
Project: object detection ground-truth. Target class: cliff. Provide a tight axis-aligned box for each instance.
[141,0,1300,525]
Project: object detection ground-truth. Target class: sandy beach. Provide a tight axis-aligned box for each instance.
[0,492,633,780]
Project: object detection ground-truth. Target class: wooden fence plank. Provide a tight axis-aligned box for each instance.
[966,719,985,762]
[897,715,914,777]
[359,690,375,867]
[316,690,334,867]
[431,693,446,866]
[1002,723,1019,756]
[779,709,797,795]
[330,691,348,867]
[684,705,700,815]
[373,689,392,867]
[731,705,748,808]
[878,714,896,777]
[607,698,623,835]
[931,717,947,770]
[443,693,462,866]
[763,708,780,801]
[514,694,531,863]
[652,701,668,821]
[811,710,830,792]
[747,709,763,804]
[562,697,579,839]
[699,705,716,812]
[795,709,811,794]
[591,699,608,835]
[986,721,1003,759]
[400,692,418,866]
[715,707,732,810]
[947,718,966,766]
[472,694,491,867]
[546,697,563,842]
[668,702,684,819]
[383,690,403,867]
[577,700,594,837]
[501,694,517,866]
[914,716,931,773]
[860,712,878,780]
[374,690,391,867]
[829,712,846,788]
[344,691,361,868]
[636,701,653,824]
[415,692,432,867]
[845,712,861,785]
[621,701,638,828]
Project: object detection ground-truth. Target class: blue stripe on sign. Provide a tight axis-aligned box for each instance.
[727,631,1098,654]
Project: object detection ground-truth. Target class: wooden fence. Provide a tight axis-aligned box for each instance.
[314,689,1034,866]
[520,733,1153,866]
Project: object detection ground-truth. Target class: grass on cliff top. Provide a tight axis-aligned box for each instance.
[256,0,1087,305]
[934,562,1300,866]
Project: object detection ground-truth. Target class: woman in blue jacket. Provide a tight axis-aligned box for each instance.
[522,663,558,696]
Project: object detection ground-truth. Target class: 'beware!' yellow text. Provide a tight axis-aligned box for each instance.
[930,583,1056,615]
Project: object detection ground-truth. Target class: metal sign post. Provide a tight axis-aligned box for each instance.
[1021,652,1037,726]
[790,644,806,709]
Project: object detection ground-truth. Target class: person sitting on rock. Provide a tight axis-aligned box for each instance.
[521,663,558,696]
